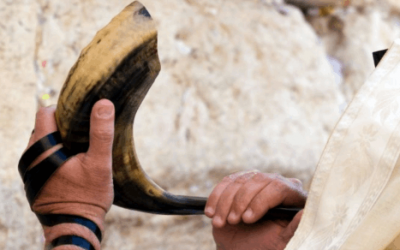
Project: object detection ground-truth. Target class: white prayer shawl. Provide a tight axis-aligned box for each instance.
[285,39,400,250]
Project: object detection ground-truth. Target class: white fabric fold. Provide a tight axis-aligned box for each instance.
[285,39,400,250]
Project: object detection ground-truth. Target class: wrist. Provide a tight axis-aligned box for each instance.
[33,192,107,250]
[37,208,105,250]
[43,222,101,250]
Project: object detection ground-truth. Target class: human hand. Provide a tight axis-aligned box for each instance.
[23,99,115,249]
[205,171,307,250]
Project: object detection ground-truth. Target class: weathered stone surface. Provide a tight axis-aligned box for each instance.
[307,2,400,101]
[0,0,43,249]
[0,0,347,249]
[386,0,400,13]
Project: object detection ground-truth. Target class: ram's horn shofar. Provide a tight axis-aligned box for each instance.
[285,0,342,9]
[55,1,302,220]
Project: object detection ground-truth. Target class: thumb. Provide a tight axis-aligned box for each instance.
[86,99,115,162]
[281,209,304,243]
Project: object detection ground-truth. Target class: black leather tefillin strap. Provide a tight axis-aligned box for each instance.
[23,147,73,206]
[18,131,62,180]
[50,235,95,250]
[19,131,101,249]
[36,213,102,242]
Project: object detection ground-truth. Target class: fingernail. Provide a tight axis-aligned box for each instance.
[244,208,253,219]
[228,212,238,223]
[205,207,214,216]
[213,216,223,227]
[97,105,113,118]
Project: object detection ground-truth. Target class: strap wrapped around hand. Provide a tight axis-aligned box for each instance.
[23,147,72,206]
[19,131,102,249]
[18,131,62,180]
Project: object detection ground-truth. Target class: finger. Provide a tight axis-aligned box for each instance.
[242,174,306,224]
[30,105,58,147]
[288,178,303,188]
[86,99,115,164]
[25,105,62,170]
[26,129,35,148]
[205,176,234,218]
[280,209,304,243]
[212,172,258,228]
[227,173,274,225]
[205,170,254,218]
[27,133,35,148]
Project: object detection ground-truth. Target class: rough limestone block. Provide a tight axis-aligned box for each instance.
[307,3,400,101]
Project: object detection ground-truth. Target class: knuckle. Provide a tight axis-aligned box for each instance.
[290,178,303,187]
[254,173,270,182]
[271,178,287,192]
[266,173,282,181]
[92,128,114,142]
[234,175,248,184]
[222,176,233,183]
[228,172,240,180]
[273,173,284,180]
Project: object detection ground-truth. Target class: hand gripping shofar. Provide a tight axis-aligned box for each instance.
[55,1,300,219]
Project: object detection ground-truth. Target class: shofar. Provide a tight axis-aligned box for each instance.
[55,1,205,215]
[55,1,300,219]
[285,0,345,8]
[285,39,400,250]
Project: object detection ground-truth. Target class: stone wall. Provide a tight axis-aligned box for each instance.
[0,0,397,249]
